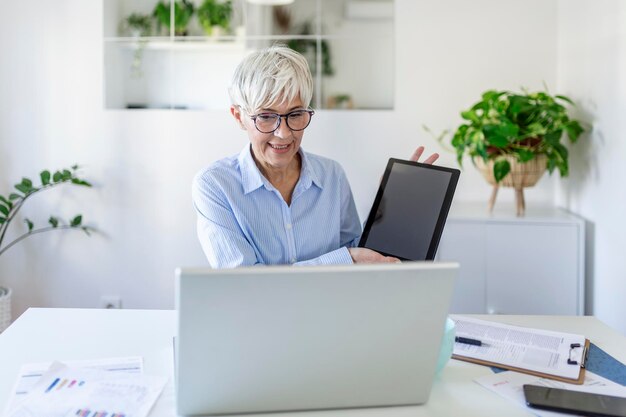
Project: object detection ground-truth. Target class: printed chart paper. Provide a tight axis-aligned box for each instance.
[6,360,166,417]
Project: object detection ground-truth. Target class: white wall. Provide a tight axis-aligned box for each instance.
[0,0,559,318]
[556,0,626,334]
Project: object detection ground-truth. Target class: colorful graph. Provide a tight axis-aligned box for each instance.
[75,410,126,417]
[44,378,86,393]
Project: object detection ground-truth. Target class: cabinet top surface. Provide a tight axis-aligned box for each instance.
[448,201,585,224]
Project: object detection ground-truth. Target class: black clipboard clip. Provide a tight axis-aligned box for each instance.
[567,342,590,367]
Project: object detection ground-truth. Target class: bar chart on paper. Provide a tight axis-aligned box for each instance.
[45,377,86,392]
[5,359,165,417]
[74,409,126,417]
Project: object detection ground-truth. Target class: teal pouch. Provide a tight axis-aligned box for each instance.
[436,317,455,374]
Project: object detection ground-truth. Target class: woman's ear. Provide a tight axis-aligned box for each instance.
[230,106,247,130]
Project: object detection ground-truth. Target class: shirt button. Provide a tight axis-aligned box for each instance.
[286,223,292,229]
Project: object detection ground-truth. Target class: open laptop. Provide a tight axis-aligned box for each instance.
[175,262,458,416]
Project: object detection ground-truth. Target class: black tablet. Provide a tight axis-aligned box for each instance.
[358,158,460,261]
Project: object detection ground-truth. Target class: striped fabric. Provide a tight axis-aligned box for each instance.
[192,144,361,268]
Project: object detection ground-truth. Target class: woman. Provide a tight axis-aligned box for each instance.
[193,45,438,268]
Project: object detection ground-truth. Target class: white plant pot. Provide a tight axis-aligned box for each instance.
[0,286,11,333]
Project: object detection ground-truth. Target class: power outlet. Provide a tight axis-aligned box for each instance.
[100,295,122,309]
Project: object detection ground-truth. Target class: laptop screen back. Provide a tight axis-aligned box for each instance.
[175,262,458,415]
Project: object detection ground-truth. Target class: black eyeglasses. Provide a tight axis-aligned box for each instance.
[250,109,315,134]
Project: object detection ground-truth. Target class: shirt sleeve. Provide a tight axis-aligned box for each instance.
[293,247,354,266]
[338,164,362,248]
[192,172,261,268]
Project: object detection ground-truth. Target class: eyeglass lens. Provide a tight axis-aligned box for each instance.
[254,110,312,133]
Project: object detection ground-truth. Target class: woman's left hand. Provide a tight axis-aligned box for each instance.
[410,146,439,165]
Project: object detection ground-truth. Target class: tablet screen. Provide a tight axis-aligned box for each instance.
[359,159,460,261]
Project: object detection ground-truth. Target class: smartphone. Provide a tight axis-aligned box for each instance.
[523,384,626,417]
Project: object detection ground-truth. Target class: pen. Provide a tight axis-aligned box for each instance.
[455,336,488,347]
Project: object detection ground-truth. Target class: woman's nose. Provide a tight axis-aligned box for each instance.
[274,116,292,138]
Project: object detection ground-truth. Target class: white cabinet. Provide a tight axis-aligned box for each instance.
[437,203,585,315]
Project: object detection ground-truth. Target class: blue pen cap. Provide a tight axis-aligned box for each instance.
[435,317,455,374]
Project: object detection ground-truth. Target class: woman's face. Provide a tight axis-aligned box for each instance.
[232,99,306,173]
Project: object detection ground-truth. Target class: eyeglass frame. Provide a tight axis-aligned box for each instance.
[249,109,315,134]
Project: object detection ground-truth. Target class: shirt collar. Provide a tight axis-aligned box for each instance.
[299,149,323,190]
[237,144,324,195]
[238,145,265,194]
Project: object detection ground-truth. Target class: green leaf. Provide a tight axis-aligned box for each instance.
[461,110,479,123]
[493,159,511,183]
[9,193,22,201]
[544,130,562,145]
[62,169,72,180]
[546,152,556,173]
[71,178,92,187]
[555,95,574,105]
[481,90,503,102]
[15,177,36,195]
[0,195,12,209]
[554,142,569,158]
[565,121,584,142]
[49,216,59,228]
[470,101,487,113]
[0,217,5,225]
[25,218,34,232]
[70,215,82,227]
[0,204,8,216]
[475,140,488,160]
[526,122,547,137]
[482,125,509,147]
[15,183,30,194]
[53,171,63,182]
[516,148,536,163]
[40,170,51,185]
[508,95,532,116]
[501,122,520,138]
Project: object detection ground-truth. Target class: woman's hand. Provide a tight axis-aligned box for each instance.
[410,146,439,164]
[348,247,401,264]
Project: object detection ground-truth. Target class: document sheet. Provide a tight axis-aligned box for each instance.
[451,316,586,380]
[5,357,166,417]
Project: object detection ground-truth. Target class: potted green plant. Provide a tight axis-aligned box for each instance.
[449,89,585,215]
[153,0,195,36]
[120,13,154,79]
[197,0,232,36]
[0,166,95,332]
[121,12,153,37]
[288,22,334,77]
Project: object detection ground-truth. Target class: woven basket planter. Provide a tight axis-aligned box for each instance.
[0,286,11,333]
[474,155,547,216]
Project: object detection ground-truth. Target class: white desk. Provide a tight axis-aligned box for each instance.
[1,309,624,416]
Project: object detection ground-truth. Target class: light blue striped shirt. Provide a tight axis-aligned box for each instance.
[192,145,361,268]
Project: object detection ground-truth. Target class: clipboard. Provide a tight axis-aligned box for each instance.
[452,338,590,385]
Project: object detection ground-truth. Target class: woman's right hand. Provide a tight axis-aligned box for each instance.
[348,247,401,264]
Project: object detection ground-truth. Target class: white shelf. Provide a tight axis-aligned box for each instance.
[103,0,395,110]
[107,39,248,51]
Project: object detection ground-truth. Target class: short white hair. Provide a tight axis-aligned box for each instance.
[228,45,313,114]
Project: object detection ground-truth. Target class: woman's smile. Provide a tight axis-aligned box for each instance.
[268,141,292,153]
